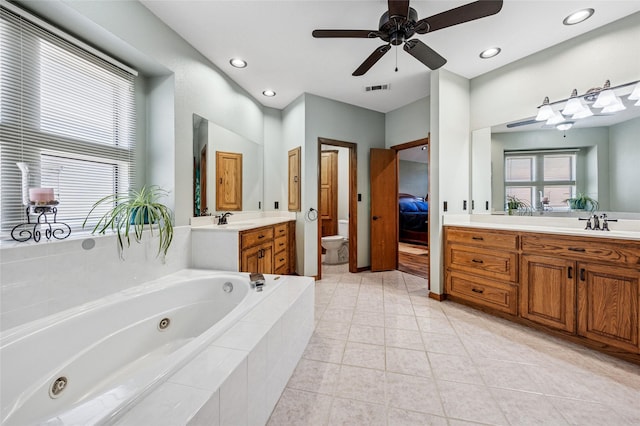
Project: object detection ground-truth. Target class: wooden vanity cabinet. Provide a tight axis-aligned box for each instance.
[239,221,295,275]
[444,226,640,360]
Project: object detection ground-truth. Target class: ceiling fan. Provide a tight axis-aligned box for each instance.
[312,0,503,76]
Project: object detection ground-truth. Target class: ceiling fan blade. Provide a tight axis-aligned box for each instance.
[388,0,410,19]
[312,29,378,38]
[403,39,447,70]
[353,44,391,76]
[415,0,503,34]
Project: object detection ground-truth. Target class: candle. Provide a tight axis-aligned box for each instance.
[29,187,55,203]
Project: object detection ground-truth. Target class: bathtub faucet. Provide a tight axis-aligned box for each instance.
[250,273,265,292]
[217,211,233,225]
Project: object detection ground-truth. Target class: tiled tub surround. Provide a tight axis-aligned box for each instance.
[116,272,314,426]
[1,268,314,425]
[0,226,192,331]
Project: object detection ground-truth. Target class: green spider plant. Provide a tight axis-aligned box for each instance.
[83,186,174,258]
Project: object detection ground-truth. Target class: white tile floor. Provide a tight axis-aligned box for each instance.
[267,263,640,425]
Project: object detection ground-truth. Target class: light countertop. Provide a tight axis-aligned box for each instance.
[443,214,640,241]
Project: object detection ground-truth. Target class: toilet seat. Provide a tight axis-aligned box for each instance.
[322,235,344,242]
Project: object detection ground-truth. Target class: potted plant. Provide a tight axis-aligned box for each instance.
[505,195,531,215]
[83,185,174,258]
[564,192,599,212]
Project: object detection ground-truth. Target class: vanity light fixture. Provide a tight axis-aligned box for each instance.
[535,78,640,130]
[229,58,247,68]
[262,89,276,97]
[563,8,594,26]
[479,47,501,59]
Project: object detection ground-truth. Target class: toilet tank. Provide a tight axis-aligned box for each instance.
[338,219,349,237]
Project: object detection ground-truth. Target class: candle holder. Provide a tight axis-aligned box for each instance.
[11,201,71,243]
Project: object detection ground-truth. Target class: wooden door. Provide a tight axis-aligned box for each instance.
[288,147,301,211]
[320,150,338,237]
[577,263,639,352]
[520,254,576,332]
[216,151,242,211]
[370,148,398,272]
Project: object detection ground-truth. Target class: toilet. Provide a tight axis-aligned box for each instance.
[321,219,349,265]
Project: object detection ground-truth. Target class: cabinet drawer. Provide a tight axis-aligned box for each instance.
[521,233,640,268]
[446,227,518,250]
[447,271,517,315]
[241,227,274,249]
[447,245,518,282]
[274,223,288,238]
[274,235,287,253]
[274,251,288,271]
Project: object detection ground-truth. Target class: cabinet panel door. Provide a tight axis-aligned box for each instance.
[216,151,242,211]
[577,263,639,352]
[241,245,260,273]
[260,243,274,274]
[288,147,301,211]
[521,254,576,333]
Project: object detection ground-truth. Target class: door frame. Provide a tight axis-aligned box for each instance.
[391,136,430,285]
[317,137,358,279]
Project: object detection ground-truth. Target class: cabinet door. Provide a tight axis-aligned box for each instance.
[216,151,242,211]
[241,242,273,274]
[577,263,639,352]
[521,254,576,333]
[288,147,301,211]
[241,244,261,273]
[259,243,274,274]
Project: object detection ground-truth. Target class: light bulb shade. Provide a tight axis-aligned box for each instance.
[561,97,589,116]
[572,108,593,119]
[546,111,565,125]
[556,122,574,131]
[592,89,618,108]
[535,104,554,121]
[629,82,640,101]
[601,100,626,114]
[635,99,640,107]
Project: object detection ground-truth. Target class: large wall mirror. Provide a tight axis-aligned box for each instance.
[193,114,264,216]
[472,94,640,217]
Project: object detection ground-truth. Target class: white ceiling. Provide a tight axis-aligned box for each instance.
[140,0,640,113]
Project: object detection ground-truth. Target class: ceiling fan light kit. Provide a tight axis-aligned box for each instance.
[312,0,503,76]
[535,79,639,130]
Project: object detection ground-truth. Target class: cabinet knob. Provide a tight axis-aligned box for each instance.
[471,259,484,264]
[471,288,484,294]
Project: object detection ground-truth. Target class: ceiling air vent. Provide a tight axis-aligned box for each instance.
[365,84,390,92]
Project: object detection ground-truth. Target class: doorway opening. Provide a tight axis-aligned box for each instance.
[317,137,358,280]
[392,137,430,280]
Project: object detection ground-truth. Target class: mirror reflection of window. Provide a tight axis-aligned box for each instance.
[505,150,576,209]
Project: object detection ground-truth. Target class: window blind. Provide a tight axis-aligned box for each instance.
[0,6,136,236]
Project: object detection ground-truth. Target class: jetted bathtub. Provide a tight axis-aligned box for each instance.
[0,269,280,425]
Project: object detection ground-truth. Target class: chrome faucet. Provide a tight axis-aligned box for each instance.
[250,272,265,292]
[217,211,233,225]
[579,213,617,231]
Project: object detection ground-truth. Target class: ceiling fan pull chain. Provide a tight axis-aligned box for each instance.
[395,45,398,72]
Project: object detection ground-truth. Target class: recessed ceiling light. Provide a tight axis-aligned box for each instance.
[563,8,594,25]
[479,47,501,59]
[262,90,276,97]
[229,58,247,68]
